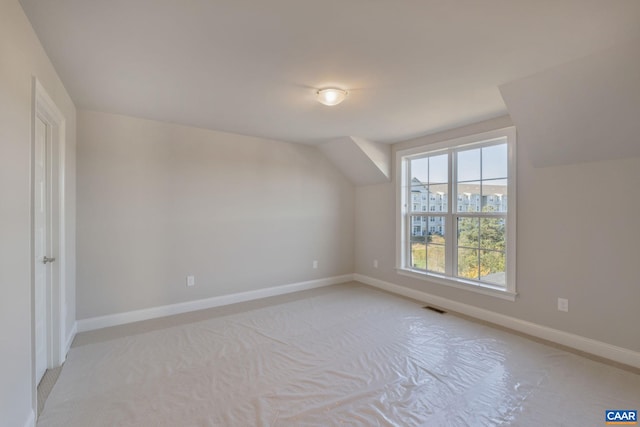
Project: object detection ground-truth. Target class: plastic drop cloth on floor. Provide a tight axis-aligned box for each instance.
[38,284,640,426]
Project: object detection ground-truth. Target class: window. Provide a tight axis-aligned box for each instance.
[396,127,516,300]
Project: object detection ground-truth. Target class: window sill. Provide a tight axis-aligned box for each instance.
[396,268,517,301]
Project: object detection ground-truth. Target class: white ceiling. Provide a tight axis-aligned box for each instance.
[20,0,640,145]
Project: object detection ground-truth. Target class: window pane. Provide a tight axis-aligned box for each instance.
[480,218,505,251]
[411,242,426,270]
[410,185,428,212]
[480,250,506,285]
[457,182,481,212]
[458,248,479,280]
[426,216,445,273]
[426,244,445,273]
[428,183,448,212]
[429,154,448,183]
[457,148,480,182]
[457,217,479,248]
[481,179,508,212]
[428,219,446,244]
[410,216,426,240]
[410,157,428,182]
[482,143,508,180]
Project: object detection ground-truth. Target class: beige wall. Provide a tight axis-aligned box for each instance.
[76,110,354,319]
[355,116,640,353]
[0,0,76,425]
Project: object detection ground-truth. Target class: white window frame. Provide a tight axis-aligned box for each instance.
[395,127,517,301]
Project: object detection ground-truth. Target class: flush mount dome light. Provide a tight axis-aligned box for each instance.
[316,88,348,106]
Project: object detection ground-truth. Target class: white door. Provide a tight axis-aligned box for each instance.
[34,116,49,385]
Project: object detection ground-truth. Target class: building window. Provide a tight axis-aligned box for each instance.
[396,127,517,300]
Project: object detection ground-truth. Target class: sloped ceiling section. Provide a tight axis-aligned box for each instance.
[318,137,391,186]
[500,38,640,168]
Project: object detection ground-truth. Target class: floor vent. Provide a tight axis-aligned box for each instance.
[423,306,446,314]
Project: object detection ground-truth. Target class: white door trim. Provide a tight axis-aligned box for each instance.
[31,78,66,414]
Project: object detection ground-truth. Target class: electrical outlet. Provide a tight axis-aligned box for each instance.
[557,298,568,312]
[312,260,318,269]
[373,259,379,268]
[187,275,195,287]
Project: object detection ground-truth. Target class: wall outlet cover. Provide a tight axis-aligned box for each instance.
[557,298,569,312]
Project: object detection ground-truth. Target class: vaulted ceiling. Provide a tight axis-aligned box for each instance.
[20,0,640,145]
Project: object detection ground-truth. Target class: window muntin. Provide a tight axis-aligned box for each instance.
[397,128,516,297]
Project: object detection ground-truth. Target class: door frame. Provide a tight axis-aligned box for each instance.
[30,78,66,410]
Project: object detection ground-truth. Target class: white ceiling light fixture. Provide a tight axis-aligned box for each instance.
[316,88,348,106]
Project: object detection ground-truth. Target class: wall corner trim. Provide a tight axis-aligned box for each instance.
[77,274,354,332]
[353,274,640,369]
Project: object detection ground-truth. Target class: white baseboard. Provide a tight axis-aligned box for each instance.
[354,274,640,369]
[77,274,354,333]
[23,409,35,427]
[65,321,77,355]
